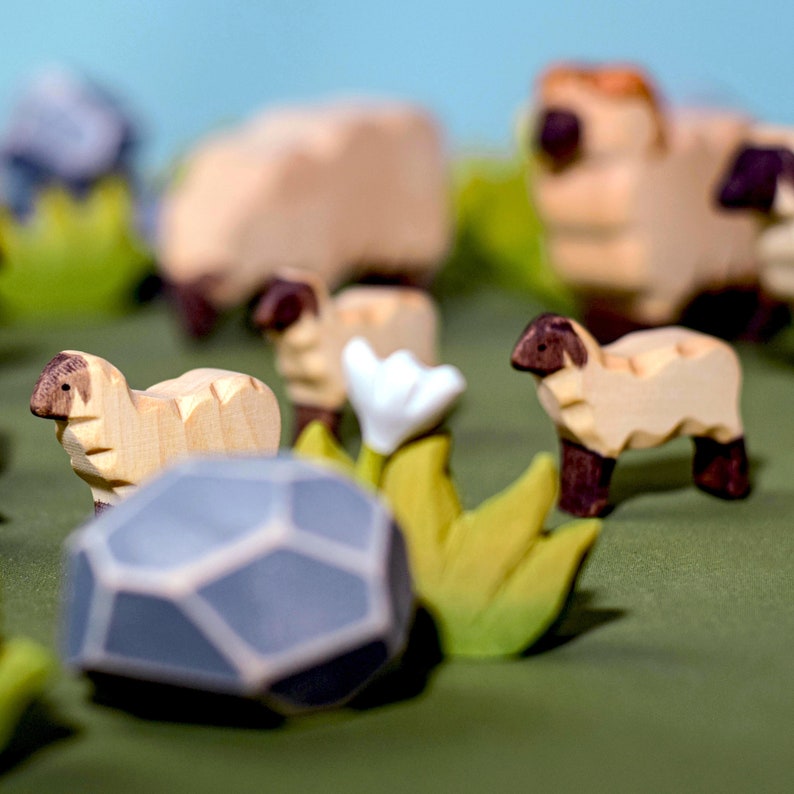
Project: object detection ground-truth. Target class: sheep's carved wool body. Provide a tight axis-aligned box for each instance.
[31,351,281,512]
[512,314,750,517]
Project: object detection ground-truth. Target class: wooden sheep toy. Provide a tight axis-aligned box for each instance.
[158,100,450,337]
[526,62,767,342]
[253,269,437,439]
[30,352,281,513]
[717,127,794,307]
[511,314,750,517]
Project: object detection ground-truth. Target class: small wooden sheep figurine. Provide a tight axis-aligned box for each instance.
[30,352,281,513]
[511,314,750,517]
[718,128,794,306]
[158,100,450,337]
[253,269,438,439]
[527,62,763,342]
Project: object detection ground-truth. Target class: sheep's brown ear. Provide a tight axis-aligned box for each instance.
[30,352,90,419]
[253,278,319,332]
[561,321,588,368]
[512,314,587,376]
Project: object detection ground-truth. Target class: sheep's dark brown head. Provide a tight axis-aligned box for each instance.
[534,108,582,171]
[253,277,319,332]
[511,314,588,377]
[30,352,91,420]
[717,145,794,214]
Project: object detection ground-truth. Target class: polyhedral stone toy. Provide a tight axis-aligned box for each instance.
[61,455,414,714]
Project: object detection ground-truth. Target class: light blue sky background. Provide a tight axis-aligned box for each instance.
[2,1,791,172]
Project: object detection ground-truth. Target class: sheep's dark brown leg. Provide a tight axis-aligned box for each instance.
[692,436,750,499]
[167,281,220,339]
[293,404,343,443]
[558,439,616,518]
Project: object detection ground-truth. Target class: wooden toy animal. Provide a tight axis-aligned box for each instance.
[511,314,750,517]
[253,269,437,439]
[158,100,450,337]
[717,128,794,305]
[527,63,768,342]
[30,352,281,513]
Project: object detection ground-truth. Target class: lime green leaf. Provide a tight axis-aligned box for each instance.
[381,434,463,588]
[293,421,355,475]
[441,519,600,657]
[0,637,54,751]
[382,439,600,658]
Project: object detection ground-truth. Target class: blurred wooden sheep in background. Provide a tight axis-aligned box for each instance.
[717,127,794,309]
[525,63,784,342]
[158,100,450,337]
[254,270,437,439]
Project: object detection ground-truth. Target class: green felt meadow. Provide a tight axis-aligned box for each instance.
[0,289,792,792]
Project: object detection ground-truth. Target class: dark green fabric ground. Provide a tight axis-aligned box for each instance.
[0,292,792,793]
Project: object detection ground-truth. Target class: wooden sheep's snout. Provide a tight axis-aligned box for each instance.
[534,108,583,171]
[511,314,751,517]
[510,313,588,376]
[717,145,794,214]
[254,277,320,333]
[30,352,93,421]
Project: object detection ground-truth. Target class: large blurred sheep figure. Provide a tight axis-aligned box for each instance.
[157,100,450,337]
[526,63,780,342]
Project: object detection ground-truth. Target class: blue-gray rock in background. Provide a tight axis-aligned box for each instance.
[0,68,139,217]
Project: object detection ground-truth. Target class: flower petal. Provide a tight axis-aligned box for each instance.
[342,338,466,455]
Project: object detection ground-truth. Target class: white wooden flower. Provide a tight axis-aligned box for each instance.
[342,337,466,456]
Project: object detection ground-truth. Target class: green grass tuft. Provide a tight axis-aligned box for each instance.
[436,155,574,312]
[0,178,153,323]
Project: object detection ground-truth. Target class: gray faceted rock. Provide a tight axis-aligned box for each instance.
[61,454,414,713]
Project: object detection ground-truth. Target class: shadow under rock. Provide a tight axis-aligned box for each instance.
[348,607,443,711]
[89,674,285,730]
[87,608,443,726]
[0,699,79,776]
[523,590,626,657]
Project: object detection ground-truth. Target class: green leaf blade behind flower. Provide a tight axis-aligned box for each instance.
[292,421,355,475]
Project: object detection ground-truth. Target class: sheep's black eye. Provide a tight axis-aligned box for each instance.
[537,344,547,352]
[61,384,71,391]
